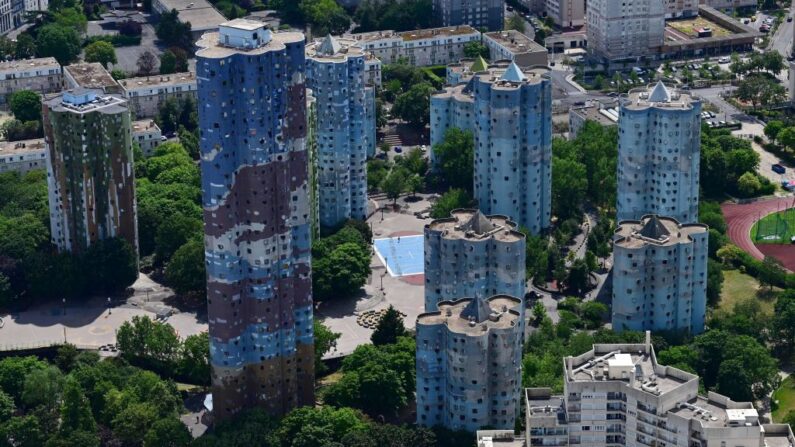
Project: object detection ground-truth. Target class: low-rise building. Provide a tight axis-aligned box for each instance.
[118,72,197,118]
[445,57,489,85]
[346,25,481,67]
[63,63,120,94]
[152,0,226,40]
[475,430,524,447]
[131,120,163,156]
[416,295,523,432]
[0,138,46,174]
[568,100,618,139]
[483,30,548,68]
[525,337,795,447]
[612,215,708,335]
[0,57,62,104]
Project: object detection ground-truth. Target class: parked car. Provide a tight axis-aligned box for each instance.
[394,146,402,153]
[420,145,427,152]
[788,16,793,22]
[718,56,730,64]
[772,164,787,174]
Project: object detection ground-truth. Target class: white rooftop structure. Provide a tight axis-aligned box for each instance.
[648,80,672,102]
[500,61,527,82]
[218,19,273,49]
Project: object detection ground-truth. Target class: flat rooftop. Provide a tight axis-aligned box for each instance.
[119,72,196,90]
[484,30,547,54]
[157,0,226,31]
[0,138,45,156]
[131,119,160,132]
[0,57,59,74]
[473,64,549,89]
[347,25,478,44]
[614,215,708,249]
[195,28,304,59]
[669,395,758,429]
[306,35,364,61]
[476,430,524,447]
[64,63,118,91]
[624,81,698,111]
[426,209,524,243]
[417,296,521,334]
[46,89,128,115]
[572,102,618,126]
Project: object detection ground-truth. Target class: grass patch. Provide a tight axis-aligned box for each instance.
[667,17,732,37]
[718,269,775,315]
[751,208,795,244]
[772,376,795,423]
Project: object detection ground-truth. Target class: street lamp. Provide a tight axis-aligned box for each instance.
[62,298,66,316]
[107,297,111,315]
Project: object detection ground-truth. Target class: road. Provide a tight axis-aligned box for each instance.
[769,10,794,59]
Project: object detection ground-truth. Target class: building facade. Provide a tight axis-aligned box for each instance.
[119,72,197,119]
[44,89,138,255]
[195,19,314,419]
[416,295,523,432]
[568,100,618,140]
[0,57,62,104]
[482,30,549,68]
[131,119,163,156]
[525,338,795,446]
[432,0,504,31]
[424,209,525,312]
[306,35,373,228]
[612,215,708,334]
[544,0,584,28]
[586,0,665,62]
[345,26,481,67]
[0,138,46,174]
[0,0,24,35]
[617,82,701,224]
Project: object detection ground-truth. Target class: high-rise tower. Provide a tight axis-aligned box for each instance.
[44,89,138,255]
[196,19,314,418]
[617,82,702,224]
[306,35,373,228]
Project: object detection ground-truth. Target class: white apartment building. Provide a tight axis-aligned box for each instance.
[617,82,701,224]
[118,72,197,119]
[0,0,24,35]
[666,0,698,18]
[131,119,163,156]
[586,0,665,62]
[0,57,62,104]
[482,30,548,68]
[525,337,795,447]
[704,0,757,13]
[612,215,708,335]
[0,138,46,174]
[346,25,481,67]
[545,0,584,28]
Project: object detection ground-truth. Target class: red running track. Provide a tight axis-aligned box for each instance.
[721,197,795,262]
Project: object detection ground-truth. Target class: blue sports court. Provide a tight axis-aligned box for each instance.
[373,235,424,277]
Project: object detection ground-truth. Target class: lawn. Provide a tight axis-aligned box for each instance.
[772,376,795,423]
[667,17,732,37]
[751,208,795,244]
[718,269,775,315]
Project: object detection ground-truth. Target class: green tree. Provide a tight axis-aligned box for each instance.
[706,259,724,306]
[764,120,784,142]
[35,25,81,65]
[0,391,14,424]
[370,306,407,346]
[84,41,117,68]
[14,34,36,59]
[137,50,157,76]
[143,417,191,447]
[463,41,489,58]
[0,416,45,447]
[429,188,473,219]
[53,7,87,32]
[277,406,367,446]
[83,237,138,293]
[397,148,427,177]
[381,169,407,205]
[112,402,158,444]
[772,290,795,355]
[507,14,525,32]
[59,377,96,434]
[22,365,64,410]
[314,320,341,376]
[177,332,209,384]
[0,356,47,403]
[580,301,608,329]
[551,157,587,219]
[8,91,41,123]
[407,174,423,198]
[432,128,474,191]
[736,74,786,110]
[737,171,761,197]
[55,344,80,372]
[155,10,192,49]
[323,363,407,417]
[313,242,370,301]
[391,82,434,128]
[155,213,202,264]
[758,256,786,291]
[532,301,546,325]
[165,238,206,295]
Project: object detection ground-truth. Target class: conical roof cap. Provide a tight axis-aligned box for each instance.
[460,210,495,235]
[460,296,492,324]
[649,80,671,102]
[470,55,488,72]
[639,215,670,241]
[501,61,526,82]
[317,34,342,56]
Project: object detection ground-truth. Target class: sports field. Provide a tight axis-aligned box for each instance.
[751,208,795,244]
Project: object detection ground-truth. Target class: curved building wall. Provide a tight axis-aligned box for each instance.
[306,52,371,228]
[429,88,474,168]
[196,31,314,419]
[617,101,701,223]
[472,76,552,234]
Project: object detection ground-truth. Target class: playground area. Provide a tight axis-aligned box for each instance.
[373,235,424,277]
[752,207,795,244]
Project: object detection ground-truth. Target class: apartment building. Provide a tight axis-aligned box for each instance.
[482,30,548,68]
[118,72,197,119]
[44,89,137,255]
[568,100,618,140]
[617,82,701,224]
[345,25,481,67]
[306,35,374,228]
[432,0,504,31]
[612,215,708,334]
[131,119,163,156]
[525,338,795,446]
[195,19,314,419]
[0,0,24,35]
[545,0,585,28]
[586,0,665,62]
[416,295,523,432]
[63,63,121,94]
[0,138,46,174]
[0,57,62,104]
[424,209,525,312]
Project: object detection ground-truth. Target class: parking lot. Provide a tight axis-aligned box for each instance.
[86,13,164,75]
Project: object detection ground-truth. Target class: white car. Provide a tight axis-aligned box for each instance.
[420,145,427,152]
[718,57,730,64]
